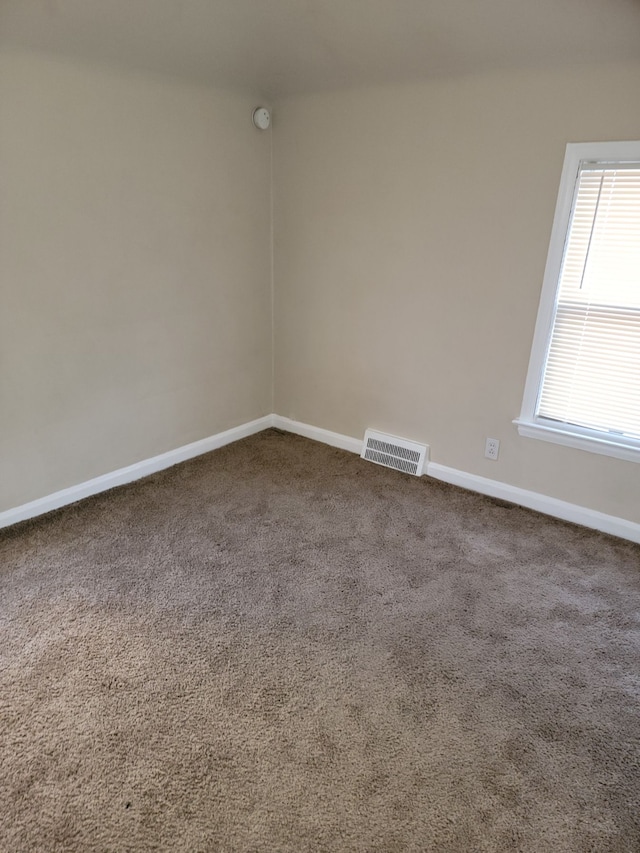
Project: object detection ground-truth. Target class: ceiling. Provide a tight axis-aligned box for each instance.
[1,0,639,99]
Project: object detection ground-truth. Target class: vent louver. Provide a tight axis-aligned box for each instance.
[361,430,428,476]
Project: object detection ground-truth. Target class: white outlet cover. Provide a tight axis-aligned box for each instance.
[485,438,500,460]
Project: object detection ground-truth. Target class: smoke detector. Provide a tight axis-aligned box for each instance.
[252,107,271,130]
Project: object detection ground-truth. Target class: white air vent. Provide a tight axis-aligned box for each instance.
[361,429,428,476]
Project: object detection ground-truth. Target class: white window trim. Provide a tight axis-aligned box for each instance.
[515,140,640,464]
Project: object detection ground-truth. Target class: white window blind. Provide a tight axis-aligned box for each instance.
[536,162,640,441]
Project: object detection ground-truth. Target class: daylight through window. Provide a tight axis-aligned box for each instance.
[517,142,640,461]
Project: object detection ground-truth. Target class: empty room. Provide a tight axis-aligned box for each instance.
[1,1,640,850]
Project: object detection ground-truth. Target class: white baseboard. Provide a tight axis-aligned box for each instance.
[273,417,640,544]
[427,462,640,545]
[272,415,363,455]
[3,413,639,545]
[0,415,273,530]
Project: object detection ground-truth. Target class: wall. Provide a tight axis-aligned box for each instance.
[0,51,272,511]
[273,63,640,524]
[2,53,638,529]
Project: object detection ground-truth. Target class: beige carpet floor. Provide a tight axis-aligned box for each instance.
[1,429,639,852]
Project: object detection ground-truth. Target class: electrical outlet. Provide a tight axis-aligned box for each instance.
[485,438,500,460]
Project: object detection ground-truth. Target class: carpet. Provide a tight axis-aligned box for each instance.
[1,429,639,852]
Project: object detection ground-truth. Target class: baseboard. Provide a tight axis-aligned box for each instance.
[272,417,640,544]
[3,413,638,545]
[0,415,274,530]
[427,462,640,545]
[272,415,363,455]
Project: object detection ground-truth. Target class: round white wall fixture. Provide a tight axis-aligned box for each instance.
[252,107,271,130]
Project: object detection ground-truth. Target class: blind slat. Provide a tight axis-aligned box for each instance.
[537,163,640,439]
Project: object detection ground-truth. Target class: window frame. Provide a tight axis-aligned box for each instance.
[515,140,640,464]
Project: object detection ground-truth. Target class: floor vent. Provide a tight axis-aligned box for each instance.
[361,430,428,476]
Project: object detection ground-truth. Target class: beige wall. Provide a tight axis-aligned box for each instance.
[2,53,639,527]
[0,51,272,511]
[273,63,640,524]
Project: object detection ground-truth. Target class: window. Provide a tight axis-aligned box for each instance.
[516,141,640,463]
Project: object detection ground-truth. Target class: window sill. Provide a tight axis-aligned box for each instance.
[513,419,640,464]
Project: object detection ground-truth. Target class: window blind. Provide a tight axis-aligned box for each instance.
[537,163,640,440]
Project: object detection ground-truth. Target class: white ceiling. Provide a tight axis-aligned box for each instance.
[1,0,639,99]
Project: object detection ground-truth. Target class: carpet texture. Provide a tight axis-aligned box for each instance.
[1,429,639,852]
